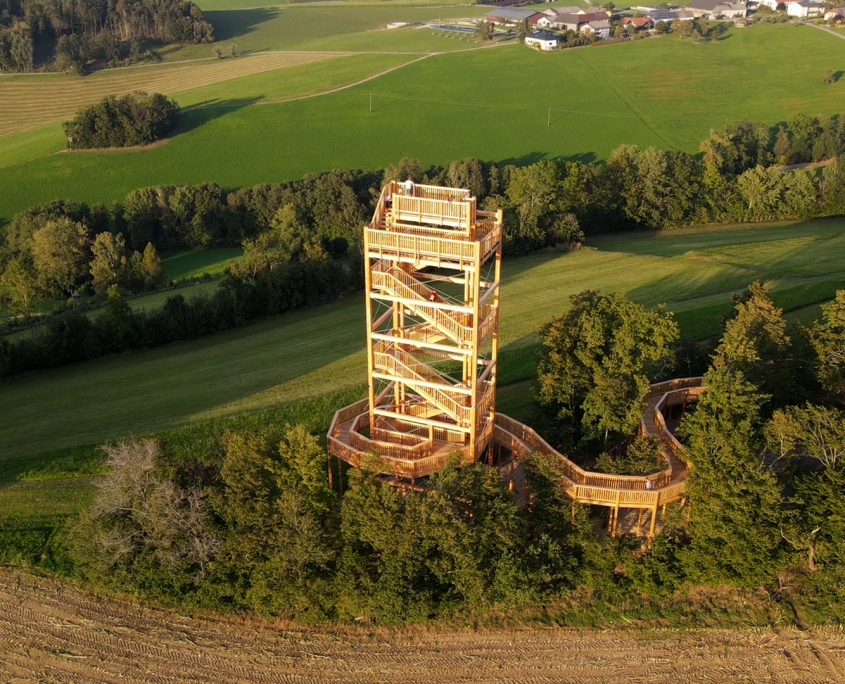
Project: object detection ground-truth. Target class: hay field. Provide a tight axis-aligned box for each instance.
[0,52,346,137]
[1,570,843,683]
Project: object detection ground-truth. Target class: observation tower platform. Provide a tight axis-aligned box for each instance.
[327,181,706,537]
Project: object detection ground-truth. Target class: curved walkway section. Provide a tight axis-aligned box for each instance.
[328,377,705,534]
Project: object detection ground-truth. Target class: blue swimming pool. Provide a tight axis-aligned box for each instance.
[428,24,476,34]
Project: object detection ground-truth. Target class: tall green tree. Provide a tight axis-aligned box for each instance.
[219,425,337,619]
[141,242,165,288]
[537,290,679,447]
[30,217,90,296]
[679,367,785,587]
[810,290,845,399]
[0,258,43,327]
[90,231,132,294]
[713,281,796,406]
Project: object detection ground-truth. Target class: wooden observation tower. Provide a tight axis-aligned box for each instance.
[327,181,694,538]
[328,180,503,479]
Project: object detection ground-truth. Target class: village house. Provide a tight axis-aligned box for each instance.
[525,30,561,50]
[786,0,824,17]
[581,19,612,38]
[548,11,610,31]
[825,7,845,20]
[536,7,581,27]
[759,0,799,9]
[685,0,748,18]
[621,16,655,29]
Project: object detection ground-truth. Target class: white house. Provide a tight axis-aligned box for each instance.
[686,0,748,18]
[581,19,612,38]
[787,0,824,17]
[825,8,845,20]
[759,0,799,9]
[525,30,561,50]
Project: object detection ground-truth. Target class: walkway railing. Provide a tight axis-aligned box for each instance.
[329,372,703,530]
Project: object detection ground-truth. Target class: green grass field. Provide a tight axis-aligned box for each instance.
[3,218,843,463]
[162,247,242,281]
[2,24,843,225]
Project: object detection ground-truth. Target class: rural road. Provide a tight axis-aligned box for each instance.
[1,570,844,683]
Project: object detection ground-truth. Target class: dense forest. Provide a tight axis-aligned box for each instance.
[2,114,845,376]
[0,0,214,72]
[54,283,845,625]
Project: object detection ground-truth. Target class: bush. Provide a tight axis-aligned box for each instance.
[63,92,180,150]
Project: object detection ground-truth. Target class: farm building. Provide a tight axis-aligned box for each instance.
[786,0,824,17]
[649,10,695,21]
[485,8,540,24]
[548,11,610,31]
[825,7,845,20]
[540,6,582,19]
[686,0,748,18]
[525,30,561,50]
[621,17,655,28]
[581,20,612,38]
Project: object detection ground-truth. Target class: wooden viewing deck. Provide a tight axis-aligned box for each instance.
[331,180,703,538]
[328,377,706,538]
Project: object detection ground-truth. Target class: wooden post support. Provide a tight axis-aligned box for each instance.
[649,503,658,539]
[328,453,334,490]
[509,454,515,492]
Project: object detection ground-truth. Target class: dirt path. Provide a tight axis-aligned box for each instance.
[1,570,844,683]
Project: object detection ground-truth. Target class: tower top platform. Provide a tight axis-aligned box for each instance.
[369,181,501,267]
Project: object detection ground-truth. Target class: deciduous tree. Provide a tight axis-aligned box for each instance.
[31,218,90,296]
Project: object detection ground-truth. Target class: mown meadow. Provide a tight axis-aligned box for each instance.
[2,23,845,223]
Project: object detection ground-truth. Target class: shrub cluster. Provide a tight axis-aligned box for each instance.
[63,92,180,150]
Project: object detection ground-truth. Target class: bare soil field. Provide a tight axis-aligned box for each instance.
[1,570,844,683]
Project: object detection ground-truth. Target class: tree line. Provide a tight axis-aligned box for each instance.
[64,92,180,149]
[61,285,845,624]
[0,0,214,73]
[3,114,845,375]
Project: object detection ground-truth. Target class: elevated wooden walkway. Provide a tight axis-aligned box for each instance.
[328,377,706,538]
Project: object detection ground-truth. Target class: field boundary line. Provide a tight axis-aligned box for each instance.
[191,42,516,110]
[573,49,677,150]
[192,53,437,110]
[802,22,845,41]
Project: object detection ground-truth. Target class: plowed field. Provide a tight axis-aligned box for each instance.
[1,570,844,683]
[0,52,345,136]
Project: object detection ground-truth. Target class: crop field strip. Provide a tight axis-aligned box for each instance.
[0,570,843,683]
[0,52,346,136]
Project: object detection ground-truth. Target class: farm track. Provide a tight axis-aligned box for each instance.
[1,570,845,683]
[0,52,345,136]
